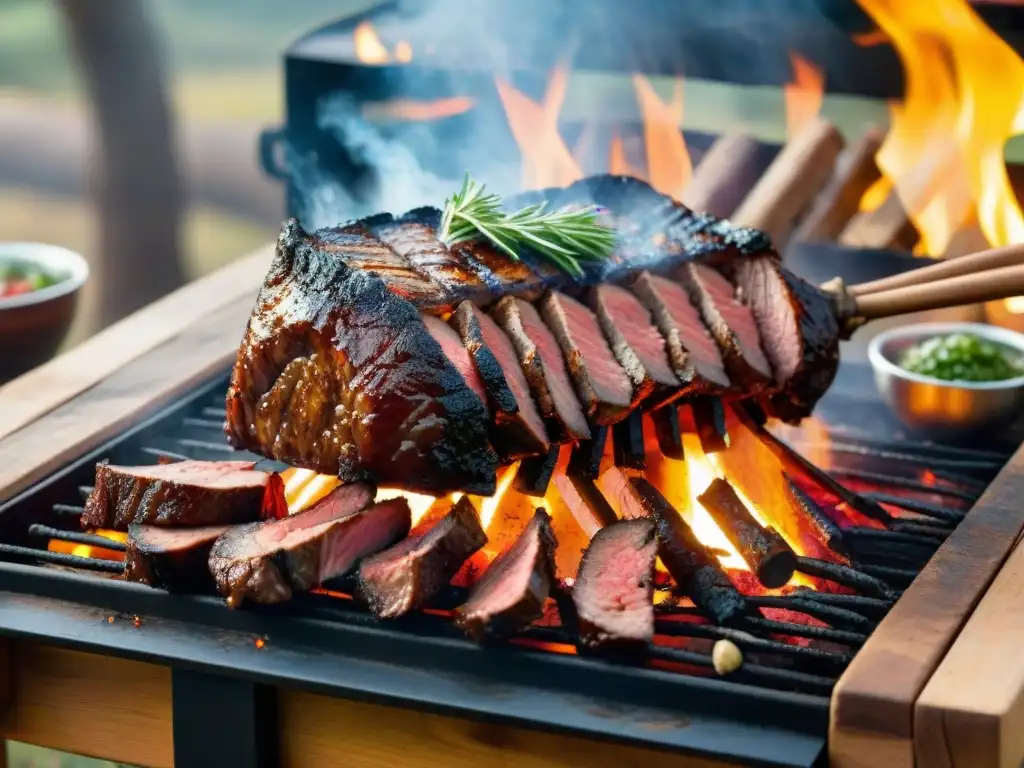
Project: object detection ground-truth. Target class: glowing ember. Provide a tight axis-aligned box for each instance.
[784,52,825,140]
[680,434,749,571]
[353,21,390,64]
[49,529,126,561]
[474,463,519,531]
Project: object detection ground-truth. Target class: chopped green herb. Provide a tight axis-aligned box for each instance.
[899,332,1024,382]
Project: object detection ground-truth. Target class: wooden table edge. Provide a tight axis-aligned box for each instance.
[829,440,1024,768]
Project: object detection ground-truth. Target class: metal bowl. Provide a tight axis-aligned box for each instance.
[0,242,89,383]
[867,322,1024,437]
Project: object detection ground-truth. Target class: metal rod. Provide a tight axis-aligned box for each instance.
[781,474,847,556]
[175,438,236,453]
[859,492,966,525]
[787,589,893,620]
[28,524,127,552]
[691,396,730,454]
[828,468,978,503]
[741,617,868,648]
[0,543,124,573]
[612,412,646,469]
[567,425,608,479]
[182,417,225,430]
[844,526,942,552]
[52,503,86,516]
[888,521,953,541]
[77,486,94,501]
[854,563,920,589]
[794,556,898,601]
[140,447,190,461]
[649,406,684,460]
[745,595,875,633]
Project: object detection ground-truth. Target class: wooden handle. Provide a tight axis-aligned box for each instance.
[854,263,1024,320]
[849,244,1024,296]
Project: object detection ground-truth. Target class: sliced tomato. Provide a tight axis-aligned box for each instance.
[0,280,33,298]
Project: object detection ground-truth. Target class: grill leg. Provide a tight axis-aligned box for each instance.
[172,668,277,768]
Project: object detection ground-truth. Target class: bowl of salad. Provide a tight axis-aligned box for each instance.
[868,322,1024,435]
[0,242,89,381]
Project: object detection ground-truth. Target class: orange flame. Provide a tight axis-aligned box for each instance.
[855,0,1024,262]
[632,75,692,198]
[784,52,825,140]
[362,97,476,123]
[48,529,126,562]
[353,22,390,64]
[394,40,413,63]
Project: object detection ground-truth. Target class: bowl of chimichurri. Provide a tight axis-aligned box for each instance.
[0,242,89,382]
[868,322,1024,435]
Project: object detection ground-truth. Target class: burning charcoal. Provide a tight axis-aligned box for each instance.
[649,406,684,460]
[630,271,730,394]
[83,460,280,531]
[567,424,609,479]
[125,524,231,593]
[590,284,674,405]
[359,496,487,619]
[514,447,560,496]
[782,474,847,557]
[492,296,591,442]
[628,477,747,626]
[675,263,773,391]
[698,478,796,589]
[450,301,550,460]
[456,508,557,641]
[572,518,657,647]
[209,484,408,608]
[690,396,730,454]
[539,291,635,424]
[612,412,646,470]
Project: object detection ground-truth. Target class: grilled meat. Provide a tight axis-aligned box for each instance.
[209,483,408,607]
[630,272,730,395]
[456,508,557,641]
[492,296,591,442]
[676,263,773,391]
[124,524,231,592]
[572,517,657,647]
[358,496,487,618]
[82,460,276,531]
[450,301,549,460]
[539,291,635,424]
[732,258,841,423]
[421,314,489,405]
[591,283,678,407]
[224,219,498,496]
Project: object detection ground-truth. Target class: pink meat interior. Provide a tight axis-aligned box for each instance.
[262,483,375,546]
[735,258,800,385]
[596,285,678,388]
[647,275,729,386]
[515,298,590,439]
[462,521,541,616]
[319,497,412,581]
[576,524,656,642]
[555,292,633,407]
[113,460,266,489]
[691,264,773,379]
[133,524,232,551]
[422,314,489,404]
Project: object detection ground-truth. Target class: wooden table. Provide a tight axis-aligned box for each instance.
[1,247,1024,767]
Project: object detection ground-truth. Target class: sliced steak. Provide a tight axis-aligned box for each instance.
[676,263,773,391]
[456,508,557,641]
[82,460,276,531]
[209,483,405,607]
[491,296,591,442]
[421,314,489,405]
[451,237,548,301]
[367,213,492,307]
[450,301,549,460]
[538,291,635,425]
[125,524,231,592]
[224,219,498,496]
[630,272,730,394]
[308,223,443,310]
[732,258,840,423]
[358,496,487,618]
[572,517,656,647]
[591,283,678,406]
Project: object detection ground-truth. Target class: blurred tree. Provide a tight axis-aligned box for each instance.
[57,0,184,326]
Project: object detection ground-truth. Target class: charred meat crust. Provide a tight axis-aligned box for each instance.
[456,508,558,642]
[124,524,231,593]
[732,260,841,424]
[82,460,272,531]
[491,296,591,443]
[358,496,487,619]
[450,301,549,460]
[538,291,635,425]
[224,219,498,496]
[675,262,773,392]
[573,517,657,647]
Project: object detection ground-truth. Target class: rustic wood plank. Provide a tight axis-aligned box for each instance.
[279,690,731,768]
[0,643,173,767]
[0,293,256,502]
[829,448,1024,768]
[914,528,1024,768]
[0,244,272,443]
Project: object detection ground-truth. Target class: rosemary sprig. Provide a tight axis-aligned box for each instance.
[439,173,616,277]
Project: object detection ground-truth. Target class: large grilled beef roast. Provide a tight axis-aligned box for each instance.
[224,220,498,496]
[83,460,276,531]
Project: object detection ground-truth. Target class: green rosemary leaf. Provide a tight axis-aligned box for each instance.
[439,173,615,277]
